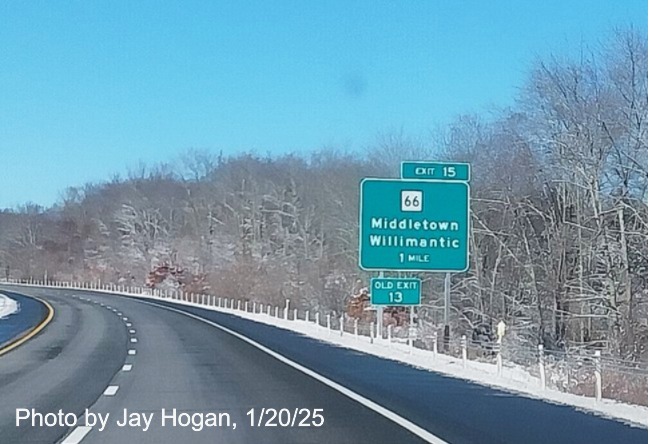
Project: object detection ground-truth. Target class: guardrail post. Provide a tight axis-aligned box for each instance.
[432,331,438,359]
[387,324,392,347]
[244,301,249,312]
[315,312,320,326]
[274,306,279,317]
[594,350,602,402]
[496,343,503,376]
[326,314,331,335]
[370,322,375,344]
[252,302,256,313]
[293,308,298,320]
[267,304,271,315]
[340,315,344,336]
[354,318,359,338]
[305,310,310,322]
[284,299,290,320]
[461,335,467,368]
[538,344,546,390]
[231,298,235,309]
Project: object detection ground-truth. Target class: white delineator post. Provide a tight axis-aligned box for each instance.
[387,324,392,348]
[284,299,290,320]
[461,335,467,368]
[326,314,331,335]
[538,344,546,390]
[594,351,602,402]
[293,308,298,321]
[354,319,359,338]
[370,322,375,344]
[315,312,320,327]
[305,310,310,322]
[274,306,279,318]
[432,331,438,359]
[496,344,503,376]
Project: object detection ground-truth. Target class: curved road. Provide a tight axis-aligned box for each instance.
[0,285,646,444]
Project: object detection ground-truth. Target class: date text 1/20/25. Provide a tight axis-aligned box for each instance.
[246,408,324,427]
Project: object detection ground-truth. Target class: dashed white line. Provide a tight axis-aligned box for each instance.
[128,349,137,355]
[123,317,128,321]
[122,364,133,372]
[103,386,119,396]
[61,425,92,444]
[126,322,132,327]
[129,329,136,334]
[130,338,138,343]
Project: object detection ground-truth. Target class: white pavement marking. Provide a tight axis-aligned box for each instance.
[130,338,138,343]
[122,317,128,321]
[103,386,119,396]
[128,349,137,355]
[122,364,133,372]
[126,322,132,327]
[135,299,449,444]
[61,426,92,444]
[129,329,136,334]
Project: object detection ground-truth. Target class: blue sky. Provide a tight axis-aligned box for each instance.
[0,1,646,208]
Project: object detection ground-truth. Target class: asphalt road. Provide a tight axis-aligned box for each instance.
[0,285,646,444]
[0,287,426,444]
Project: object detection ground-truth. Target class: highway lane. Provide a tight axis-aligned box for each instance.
[0,288,127,443]
[137,297,649,444]
[0,285,646,444]
[0,287,427,444]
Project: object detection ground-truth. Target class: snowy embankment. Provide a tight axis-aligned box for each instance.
[149,296,648,429]
[1,282,646,428]
[0,293,18,319]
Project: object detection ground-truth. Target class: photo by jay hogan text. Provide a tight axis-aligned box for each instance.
[16,407,325,432]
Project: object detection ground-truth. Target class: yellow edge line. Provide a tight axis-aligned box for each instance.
[0,296,55,356]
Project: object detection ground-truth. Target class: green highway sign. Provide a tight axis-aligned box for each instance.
[371,277,421,305]
[359,178,469,272]
[401,161,471,182]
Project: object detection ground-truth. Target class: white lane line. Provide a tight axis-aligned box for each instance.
[118,312,123,316]
[61,425,92,444]
[129,329,136,334]
[122,364,133,371]
[126,322,132,327]
[112,309,117,313]
[103,386,119,396]
[128,349,136,355]
[122,317,128,321]
[135,299,449,444]
[130,338,138,343]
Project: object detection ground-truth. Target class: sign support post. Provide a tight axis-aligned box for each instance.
[444,272,451,351]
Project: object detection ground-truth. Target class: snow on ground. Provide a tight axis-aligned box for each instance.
[2,282,647,428]
[146,296,648,429]
[0,293,18,319]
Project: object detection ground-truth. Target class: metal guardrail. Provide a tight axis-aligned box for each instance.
[1,277,647,406]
